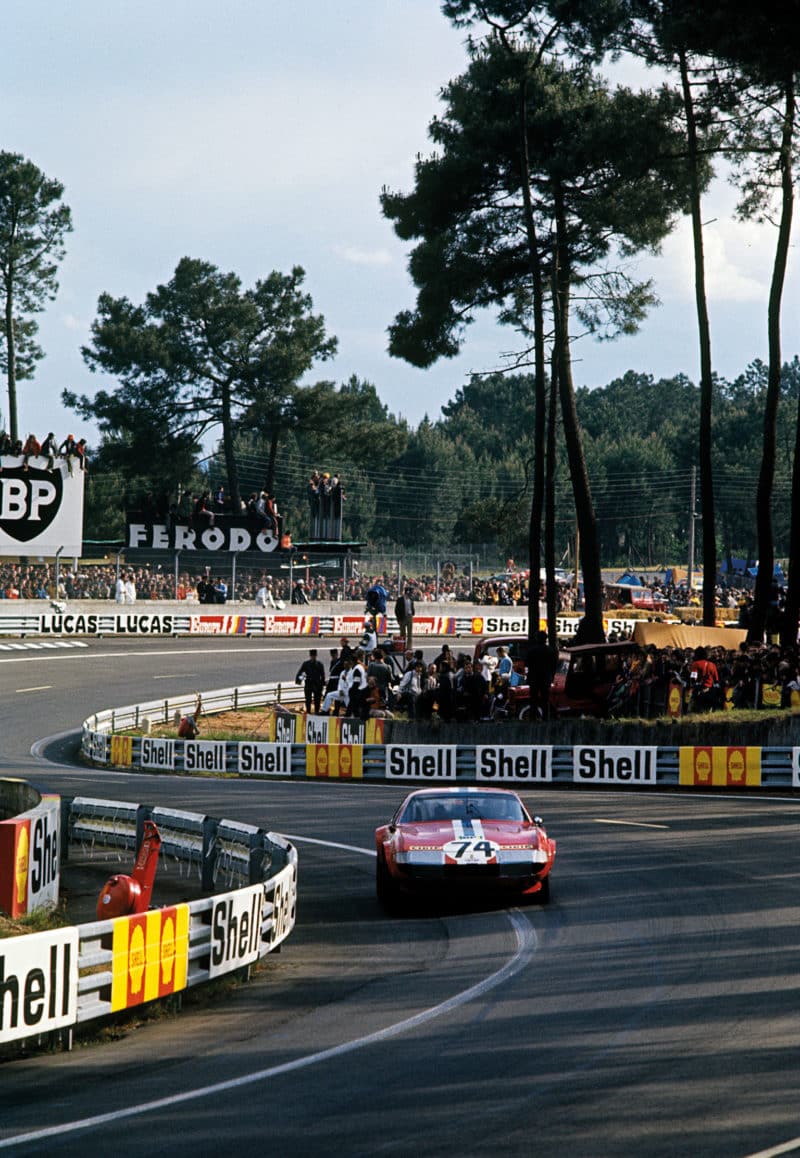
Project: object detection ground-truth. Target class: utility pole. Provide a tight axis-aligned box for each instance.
[687,464,696,592]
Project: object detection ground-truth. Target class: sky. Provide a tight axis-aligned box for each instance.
[0,1,796,449]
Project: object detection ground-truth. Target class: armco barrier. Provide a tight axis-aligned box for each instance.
[0,793,297,1048]
[80,683,800,790]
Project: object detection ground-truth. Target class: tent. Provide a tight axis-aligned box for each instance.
[633,621,747,650]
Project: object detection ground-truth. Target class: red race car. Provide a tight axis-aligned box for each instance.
[375,786,556,910]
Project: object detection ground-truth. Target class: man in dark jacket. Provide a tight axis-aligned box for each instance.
[296,649,326,714]
[394,586,416,649]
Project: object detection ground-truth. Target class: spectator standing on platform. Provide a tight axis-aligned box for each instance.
[329,473,344,539]
[115,573,126,604]
[124,573,137,604]
[394,586,415,650]
[295,648,326,714]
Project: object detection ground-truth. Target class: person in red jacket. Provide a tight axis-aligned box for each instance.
[690,647,721,711]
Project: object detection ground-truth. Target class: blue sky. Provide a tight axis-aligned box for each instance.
[0,1,795,447]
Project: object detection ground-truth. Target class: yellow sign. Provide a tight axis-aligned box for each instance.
[110,905,189,1011]
[679,746,761,788]
[306,744,363,779]
[110,735,133,765]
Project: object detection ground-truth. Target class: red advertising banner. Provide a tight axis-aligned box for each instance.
[263,615,321,636]
[188,615,247,635]
[0,819,30,918]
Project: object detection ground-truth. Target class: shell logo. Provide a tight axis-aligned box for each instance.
[160,915,175,986]
[316,746,329,776]
[668,685,682,715]
[128,923,146,995]
[728,749,745,783]
[340,746,352,778]
[471,617,484,634]
[695,750,712,782]
[15,825,29,907]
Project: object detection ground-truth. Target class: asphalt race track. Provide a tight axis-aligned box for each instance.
[2,636,800,1158]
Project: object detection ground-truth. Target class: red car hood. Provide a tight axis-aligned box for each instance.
[398,820,544,848]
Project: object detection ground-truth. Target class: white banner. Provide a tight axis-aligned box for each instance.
[183,740,227,773]
[386,745,458,779]
[27,796,61,911]
[208,884,264,979]
[573,746,657,784]
[475,746,553,782]
[139,737,175,771]
[237,742,291,776]
[0,459,84,557]
[0,926,78,1043]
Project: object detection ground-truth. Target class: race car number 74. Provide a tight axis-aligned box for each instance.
[443,839,499,864]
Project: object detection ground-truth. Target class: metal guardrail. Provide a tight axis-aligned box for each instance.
[0,795,298,1049]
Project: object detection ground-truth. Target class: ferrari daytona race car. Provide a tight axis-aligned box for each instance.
[375,786,555,909]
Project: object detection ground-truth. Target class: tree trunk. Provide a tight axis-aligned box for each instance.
[545,340,559,641]
[518,69,548,652]
[4,269,17,441]
[679,48,717,627]
[553,182,604,642]
[220,379,241,510]
[265,428,279,497]
[749,78,795,643]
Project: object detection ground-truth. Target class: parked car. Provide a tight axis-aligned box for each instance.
[472,636,641,718]
[375,786,556,909]
[604,583,669,614]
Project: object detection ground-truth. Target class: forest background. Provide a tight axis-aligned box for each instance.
[1,1,799,640]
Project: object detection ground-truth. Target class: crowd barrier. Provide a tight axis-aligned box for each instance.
[0,792,297,1049]
[81,681,800,790]
[0,606,644,641]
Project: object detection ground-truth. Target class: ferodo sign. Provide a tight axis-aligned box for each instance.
[573,746,657,784]
[679,746,761,788]
[0,460,83,557]
[208,884,264,979]
[127,518,280,553]
[0,926,78,1044]
[476,746,553,782]
[110,905,190,1011]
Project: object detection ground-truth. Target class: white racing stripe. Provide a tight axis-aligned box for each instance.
[0,842,537,1151]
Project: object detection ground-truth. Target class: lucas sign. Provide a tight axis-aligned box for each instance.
[0,461,84,557]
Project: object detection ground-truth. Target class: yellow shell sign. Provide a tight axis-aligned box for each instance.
[679,746,761,788]
[110,905,189,1011]
[306,744,363,779]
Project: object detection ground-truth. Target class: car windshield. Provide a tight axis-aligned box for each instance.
[399,794,526,823]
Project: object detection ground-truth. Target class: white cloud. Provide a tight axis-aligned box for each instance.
[334,245,392,267]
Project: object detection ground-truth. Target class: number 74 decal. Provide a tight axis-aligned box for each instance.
[443,838,499,865]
